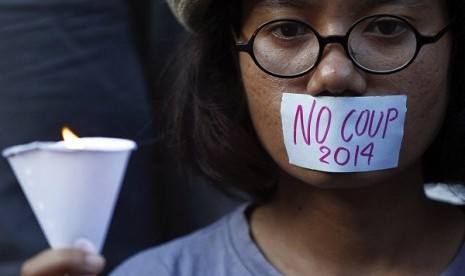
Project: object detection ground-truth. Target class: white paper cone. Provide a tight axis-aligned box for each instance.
[2,138,136,252]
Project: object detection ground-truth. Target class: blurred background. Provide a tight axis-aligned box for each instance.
[0,1,240,274]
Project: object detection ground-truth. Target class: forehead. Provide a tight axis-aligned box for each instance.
[243,0,444,14]
[240,0,448,27]
[255,0,430,8]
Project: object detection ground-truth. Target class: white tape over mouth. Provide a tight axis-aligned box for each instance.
[281,93,407,173]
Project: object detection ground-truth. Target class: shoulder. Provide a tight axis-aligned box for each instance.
[442,239,465,275]
[441,205,465,275]
[110,205,252,276]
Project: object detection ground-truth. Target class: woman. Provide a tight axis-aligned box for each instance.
[21,0,465,275]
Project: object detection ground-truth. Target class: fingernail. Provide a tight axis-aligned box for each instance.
[85,253,105,269]
[73,237,97,253]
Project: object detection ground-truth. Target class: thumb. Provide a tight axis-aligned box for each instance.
[73,238,98,254]
[21,239,105,276]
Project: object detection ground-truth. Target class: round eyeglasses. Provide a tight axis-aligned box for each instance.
[235,14,454,78]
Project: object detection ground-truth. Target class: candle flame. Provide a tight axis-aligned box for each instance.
[62,126,80,140]
[61,126,83,149]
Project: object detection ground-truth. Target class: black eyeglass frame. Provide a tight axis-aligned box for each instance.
[235,14,455,78]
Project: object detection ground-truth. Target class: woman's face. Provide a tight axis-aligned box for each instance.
[238,0,452,188]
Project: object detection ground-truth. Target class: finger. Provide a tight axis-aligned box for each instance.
[21,248,105,276]
[73,238,98,254]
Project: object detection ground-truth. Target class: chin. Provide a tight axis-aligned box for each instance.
[280,164,403,190]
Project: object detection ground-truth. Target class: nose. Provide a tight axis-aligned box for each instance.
[306,44,367,96]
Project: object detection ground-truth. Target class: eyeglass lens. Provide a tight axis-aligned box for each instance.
[250,15,418,77]
[348,16,417,72]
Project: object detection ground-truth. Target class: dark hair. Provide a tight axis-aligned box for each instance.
[423,0,465,184]
[162,0,465,199]
[162,0,276,199]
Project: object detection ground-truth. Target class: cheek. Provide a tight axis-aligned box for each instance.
[240,54,289,162]
[395,46,450,165]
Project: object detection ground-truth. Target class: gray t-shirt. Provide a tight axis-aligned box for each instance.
[112,205,465,275]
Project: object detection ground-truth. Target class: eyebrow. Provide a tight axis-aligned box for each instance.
[364,0,429,10]
[259,0,429,11]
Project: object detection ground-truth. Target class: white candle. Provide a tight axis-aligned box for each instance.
[2,130,137,252]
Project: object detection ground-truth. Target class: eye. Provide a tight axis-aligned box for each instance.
[364,19,408,37]
[269,22,311,40]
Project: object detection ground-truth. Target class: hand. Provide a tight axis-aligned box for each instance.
[21,238,106,276]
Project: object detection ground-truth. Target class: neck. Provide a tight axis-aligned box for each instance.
[250,164,464,274]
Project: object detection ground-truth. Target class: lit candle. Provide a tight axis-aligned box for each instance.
[2,127,137,252]
[62,126,84,149]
